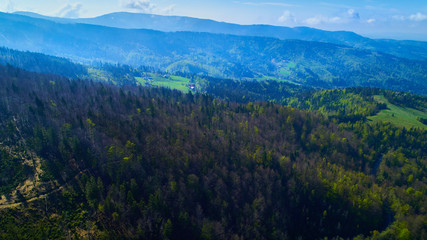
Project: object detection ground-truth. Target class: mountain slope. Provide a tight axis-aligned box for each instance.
[15,11,427,60]
[0,64,425,239]
[1,12,426,95]
[0,47,88,78]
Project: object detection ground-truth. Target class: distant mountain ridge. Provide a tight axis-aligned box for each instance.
[0,47,88,78]
[14,11,427,60]
[1,12,426,95]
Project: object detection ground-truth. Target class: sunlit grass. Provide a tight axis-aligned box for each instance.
[135,74,191,92]
[369,95,427,130]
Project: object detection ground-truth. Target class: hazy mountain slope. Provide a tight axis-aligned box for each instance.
[1,12,426,94]
[0,47,88,78]
[15,11,427,60]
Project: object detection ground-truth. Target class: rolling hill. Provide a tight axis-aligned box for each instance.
[0,7,426,240]
[0,63,425,239]
[15,11,427,60]
[1,12,426,94]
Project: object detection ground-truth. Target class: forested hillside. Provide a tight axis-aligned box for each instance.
[0,64,425,239]
[1,12,426,95]
[0,47,88,78]
[15,11,427,60]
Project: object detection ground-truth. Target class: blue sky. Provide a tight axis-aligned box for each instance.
[1,0,427,40]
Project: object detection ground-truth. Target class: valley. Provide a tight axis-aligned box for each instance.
[0,6,426,240]
[0,13,426,94]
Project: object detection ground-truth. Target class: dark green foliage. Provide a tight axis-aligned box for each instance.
[383,91,427,112]
[0,148,30,195]
[203,77,310,104]
[418,117,427,125]
[0,211,64,239]
[0,47,88,79]
[285,88,387,122]
[0,64,425,239]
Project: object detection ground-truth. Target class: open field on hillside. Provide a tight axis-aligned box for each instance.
[369,95,427,130]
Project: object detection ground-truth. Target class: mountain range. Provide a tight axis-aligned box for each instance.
[0,9,426,240]
[14,11,427,60]
[0,12,426,94]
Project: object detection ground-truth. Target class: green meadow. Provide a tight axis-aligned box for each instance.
[135,74,192,92]
[369,95,427,130]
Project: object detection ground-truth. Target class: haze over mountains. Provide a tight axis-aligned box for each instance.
[1,12,426,95]
[14,11,427,60]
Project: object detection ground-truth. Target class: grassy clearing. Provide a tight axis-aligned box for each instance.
[368,95,427,130]
[87,68,114,83]
[135,73,192,92]
[276,62,296,78]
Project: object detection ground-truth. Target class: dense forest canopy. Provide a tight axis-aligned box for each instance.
[0,63,425,239]
[0,10,426,238]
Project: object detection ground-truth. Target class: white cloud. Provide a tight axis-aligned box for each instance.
[119,0,176,15]
[120,0,155,13]
[57,3,83,18]
[366,18,376,23]
[161,4,176,15]
[304,16,322,25]
[329,17,341,23]
[392,13,427,22]
[302,8,361,26]
[278,10,296,23]
[347,9,360,19]
[303,15,342,25]
[409,12,427,21]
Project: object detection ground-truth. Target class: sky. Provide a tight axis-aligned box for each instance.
[1,0,427,41]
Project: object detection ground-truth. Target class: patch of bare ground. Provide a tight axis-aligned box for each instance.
[0,144,59,209]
